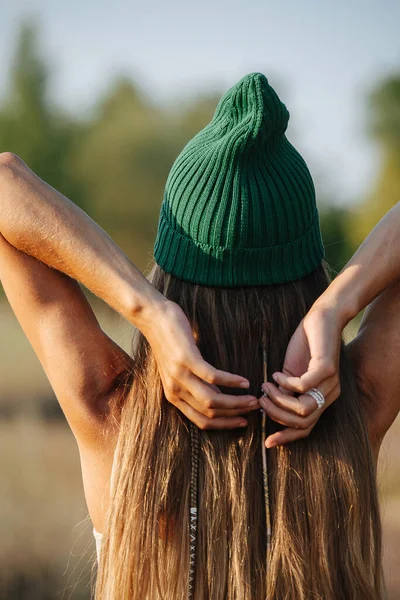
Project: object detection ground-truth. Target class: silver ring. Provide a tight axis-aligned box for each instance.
[306,388,325,409]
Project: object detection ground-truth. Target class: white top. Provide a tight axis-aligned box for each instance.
[93,527,103,562]
[92,438,119,562]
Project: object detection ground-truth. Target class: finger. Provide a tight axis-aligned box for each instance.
[174,398,249,430]
[262,380,336,418]
[298,381,341,410]
[161,371,256,410]
[190,359,250,389]
[178,387,259,418]
[271,368,338,396]
[186,376,258,410]
[260,382,340,439]
[261,383,317,417]
[259,396,319,430]
[265,424,315,448]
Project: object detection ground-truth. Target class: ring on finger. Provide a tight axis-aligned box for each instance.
[306,388,325,410]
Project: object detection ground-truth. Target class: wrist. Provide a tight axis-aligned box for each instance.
[313,268,362,329]
[126,283,169,334]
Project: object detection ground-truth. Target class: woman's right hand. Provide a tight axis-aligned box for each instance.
[262,301,344,447]
[138,298,259,430]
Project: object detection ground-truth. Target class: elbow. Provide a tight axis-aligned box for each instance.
[0,153,27,191]
[0,151,21,168]
[0,152,25,179]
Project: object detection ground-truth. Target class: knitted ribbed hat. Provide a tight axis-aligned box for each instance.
[154,72,324,287]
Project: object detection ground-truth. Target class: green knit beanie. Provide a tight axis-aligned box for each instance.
[154,72,324,287]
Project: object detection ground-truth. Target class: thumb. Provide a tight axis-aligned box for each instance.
[273,358,335,395]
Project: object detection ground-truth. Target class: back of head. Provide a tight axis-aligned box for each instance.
[95,73,384,600]
[154,71,324,287]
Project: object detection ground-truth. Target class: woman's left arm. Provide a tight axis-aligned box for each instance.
[0,152,256,433]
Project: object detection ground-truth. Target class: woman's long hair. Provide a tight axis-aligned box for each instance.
[95,262,385,600]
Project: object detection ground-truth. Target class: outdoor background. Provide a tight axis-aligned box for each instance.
[0,1,399,598]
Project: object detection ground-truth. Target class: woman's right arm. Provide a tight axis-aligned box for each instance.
[263,201,400,448]
[345,279,400,451]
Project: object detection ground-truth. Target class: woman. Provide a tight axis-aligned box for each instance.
[0,72,398,600]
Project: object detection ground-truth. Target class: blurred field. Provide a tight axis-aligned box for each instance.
[0,299,134,599]
[1,299,399,599]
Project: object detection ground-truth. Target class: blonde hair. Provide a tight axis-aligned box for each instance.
[95,263,385,600]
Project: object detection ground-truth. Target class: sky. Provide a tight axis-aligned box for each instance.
[1,0,400,205]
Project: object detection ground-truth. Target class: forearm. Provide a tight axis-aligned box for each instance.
[316,201,400,326]
[0,152,165,329]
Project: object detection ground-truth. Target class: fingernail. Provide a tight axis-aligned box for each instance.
[248,399,258,406]
[272,373,280,383]
[266,440,277,448]
[239,420,248,427]
[240,380,250,388]
[261,382,268,394]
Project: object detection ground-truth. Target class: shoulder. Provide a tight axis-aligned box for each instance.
[345,338,382,460]
[345,284,400,458]
[79,373,132,533]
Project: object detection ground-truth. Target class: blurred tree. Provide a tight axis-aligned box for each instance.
[348,73,400,246]
[369,77,400,150]
[319,206,353,275]
[71,77,181,267]
[0,20,85,207]
[0,19,365,277]
[171,93,220,139]
[72,80,222,268]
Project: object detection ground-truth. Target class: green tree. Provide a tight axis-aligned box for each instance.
[170,93,221,140]
[348,73,400,246]
[0,21,84,206]
[71,78,175,266]
[319,206,353,274]
[72,79,221,268]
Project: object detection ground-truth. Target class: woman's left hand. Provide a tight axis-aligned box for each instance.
[138,298,259,430]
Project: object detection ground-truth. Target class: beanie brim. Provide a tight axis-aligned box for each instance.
[154,204,325,287]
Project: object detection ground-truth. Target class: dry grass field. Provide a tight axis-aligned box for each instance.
[1,299,399,599]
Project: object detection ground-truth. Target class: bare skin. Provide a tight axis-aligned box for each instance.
[0,152,256,531]
[260,201,400,459]
[0,151,398,532]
